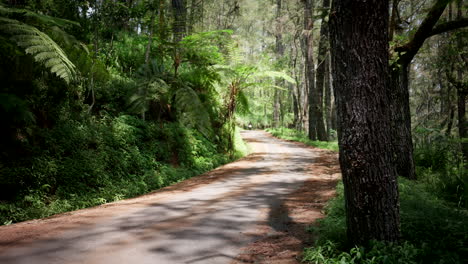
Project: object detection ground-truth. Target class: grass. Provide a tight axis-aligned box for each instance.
[269,128,468,263]
[234,126,251,158]
[266,127,338,152]
[303,178,468,264]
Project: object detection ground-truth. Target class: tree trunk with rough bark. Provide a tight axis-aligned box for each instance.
[389,0,468,179]
[301,0,317,140]
[273,0,283,128]
[389,65,415,179]
[171,0,186,76]
[455,0,467,161]
[314,0,330,141]
[329,0,400,244]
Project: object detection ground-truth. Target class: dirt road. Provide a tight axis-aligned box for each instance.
[0,130,340,264]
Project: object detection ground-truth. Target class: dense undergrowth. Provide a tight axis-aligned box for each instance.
[266,127,338,152]
[0,115,248,225]
[303,179,468,264]
[0,5,252,225]
[297,127,468,264]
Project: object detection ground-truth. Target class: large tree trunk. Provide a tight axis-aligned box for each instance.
[329,0,400,244]
[314,0,330,141]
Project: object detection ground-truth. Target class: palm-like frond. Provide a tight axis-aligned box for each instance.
[175,83,213,138]
[128,78,170,114]
[235,90,250,116]
[0,17,76,83]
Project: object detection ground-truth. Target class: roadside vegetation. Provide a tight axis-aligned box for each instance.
[1,1,467,263]
[302,130,467,264]
[266,127,338,152]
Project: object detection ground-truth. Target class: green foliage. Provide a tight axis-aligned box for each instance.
[413,128,467,208]
[303,240,419,264]
[0,116,246,225]
[181,30,233,66]
[0,5,78,83]
[304,179,468,264]
[267,127,338,151]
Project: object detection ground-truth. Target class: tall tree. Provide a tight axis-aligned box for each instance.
[390,0,468,179]
[273,0,284,128]
[329,0,400,244]
[315,0,330,141]
[454,0,467,161]
[303,0,327,140]
[301,0,316,139]
[171,0,187,75]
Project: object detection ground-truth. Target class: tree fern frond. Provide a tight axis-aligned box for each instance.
[0,17,76,83]
[0,4,80,28]
[175,84,213,138]
[235,90,250,116]
[128,94,149,114]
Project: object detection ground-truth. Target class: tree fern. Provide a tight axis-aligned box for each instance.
[0,11,76,83]
[235,90,250,116]
[174,82,214,139]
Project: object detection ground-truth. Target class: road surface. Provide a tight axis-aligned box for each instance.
[0,130,339,264]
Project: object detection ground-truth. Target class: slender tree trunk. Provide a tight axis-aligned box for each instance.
[302,0,317,139]
[446,107,455,137]
[456,0,467,160]
[273,0,283,128]
[325,53,332,136]
[457,87,467,159]
[273,89,280,127]
[314,0,330,141]
[171,0,187,76]
[187,0,196,34]
[390,65,415,179]
[145,9,156,64]
[389,0,400,41]
[329,0,400,244]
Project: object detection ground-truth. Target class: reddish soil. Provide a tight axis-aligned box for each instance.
[233,143,341,264]
[0,131,341,264]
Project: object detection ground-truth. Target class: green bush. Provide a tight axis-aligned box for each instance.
[303,240,419,264]
[413,129,467,208]
[304,179,468,264]
[0,114,247,225]
[266,127,338,152]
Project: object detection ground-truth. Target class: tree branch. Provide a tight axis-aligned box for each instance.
[395,0,450,65]
[428,17,468,37]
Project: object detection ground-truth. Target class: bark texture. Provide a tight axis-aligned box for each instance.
[315,0,330,141]
[301,0,316,139]
[329,0,400,244]
[273,0,283,128]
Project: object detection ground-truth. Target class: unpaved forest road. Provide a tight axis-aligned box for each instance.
[0,130,340,264]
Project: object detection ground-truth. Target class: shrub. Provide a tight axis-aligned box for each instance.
[0,115,247,225]
[304,179,468,264]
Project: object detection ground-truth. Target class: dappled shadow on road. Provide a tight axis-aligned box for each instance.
[233,151,341,264]
[0,181,312,263]
[0,130,341,264]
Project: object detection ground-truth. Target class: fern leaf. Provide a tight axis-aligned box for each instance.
[175,84,213,138]
[0,17,76,83]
